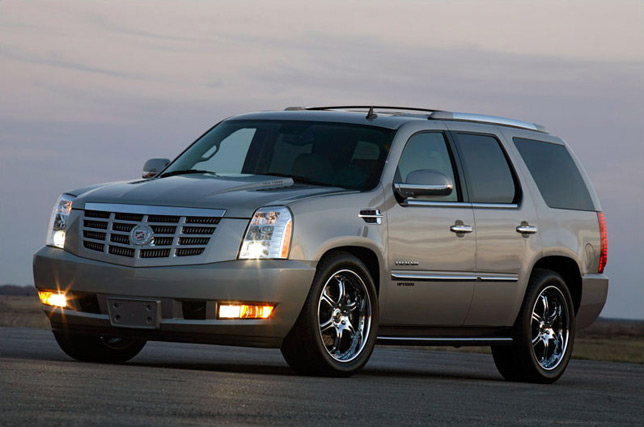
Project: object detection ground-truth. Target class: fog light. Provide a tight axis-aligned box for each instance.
[38,291,67,308]
[218,304,274,319]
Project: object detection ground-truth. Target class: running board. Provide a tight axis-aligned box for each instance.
[377,336,513,346]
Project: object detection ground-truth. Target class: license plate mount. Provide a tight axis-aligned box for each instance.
[107,298,161,329]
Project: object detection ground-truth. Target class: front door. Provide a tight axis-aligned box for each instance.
[383,131,476,327]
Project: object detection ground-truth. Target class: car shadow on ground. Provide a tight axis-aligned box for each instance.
[124,358,504,382]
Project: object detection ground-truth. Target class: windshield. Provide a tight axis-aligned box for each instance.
[162,120,394,191]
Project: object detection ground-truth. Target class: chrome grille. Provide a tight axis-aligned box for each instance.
[81,206,223,260]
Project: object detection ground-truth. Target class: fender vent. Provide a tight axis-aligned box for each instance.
[359,209,383,224]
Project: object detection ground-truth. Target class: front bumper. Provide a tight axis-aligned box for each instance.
[576,273,609,329]
[33,246,316,347]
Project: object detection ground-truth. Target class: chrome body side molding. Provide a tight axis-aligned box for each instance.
[391,272,478,282]
[403,200,519,209]
[391,272,519,283]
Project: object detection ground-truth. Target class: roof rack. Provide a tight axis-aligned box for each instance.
[429,111,548,133]
[301,105,444,114]
[283,106,548,133]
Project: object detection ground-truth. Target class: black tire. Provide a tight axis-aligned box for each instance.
[492,269,575,383]
[281,252,379,377]
[53,331,146,364]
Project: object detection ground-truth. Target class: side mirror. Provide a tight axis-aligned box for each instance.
[142,158,170,179]
[394,169,453,198]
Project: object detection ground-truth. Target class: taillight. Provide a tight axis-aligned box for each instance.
[597,212,607,274]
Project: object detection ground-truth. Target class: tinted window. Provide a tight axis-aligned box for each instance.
[455,133,517,204]
[396,132,458,201]
[514,137,594,211]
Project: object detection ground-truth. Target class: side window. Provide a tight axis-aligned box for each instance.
[513,137,594,211]
[455,133,517,204]
[396,132,458,201]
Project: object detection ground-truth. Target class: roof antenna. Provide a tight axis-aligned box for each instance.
[366,107,378,120]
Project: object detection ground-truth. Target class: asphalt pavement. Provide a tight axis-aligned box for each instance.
[1,327,642,426]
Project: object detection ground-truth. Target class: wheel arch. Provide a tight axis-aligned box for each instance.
[530,256,582,315]
[316,245,381,296]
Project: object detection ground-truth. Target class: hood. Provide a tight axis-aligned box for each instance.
[72,174,349,218]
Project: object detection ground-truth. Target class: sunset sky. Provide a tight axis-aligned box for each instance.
[1,0,642,319]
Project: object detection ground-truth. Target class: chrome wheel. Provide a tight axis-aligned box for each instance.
[317,269,372,363]
[530,285,570,370]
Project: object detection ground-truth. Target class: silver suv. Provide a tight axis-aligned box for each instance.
[33,106,608,383]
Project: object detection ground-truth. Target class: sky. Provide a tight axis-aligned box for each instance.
[0,0,642,319]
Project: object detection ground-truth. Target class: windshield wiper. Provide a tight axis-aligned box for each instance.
[159,169,213,178]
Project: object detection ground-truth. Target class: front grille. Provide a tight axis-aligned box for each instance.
[115,213,143,222]
[186,217,220,224]
[109,245,135,257]
[151,225,177,234]
[177,247,205,257]
[84,220,108,230]
[182,226,215,235]
[178,237,210,245]
[112,223,135,232]
[80,207,222,260]
[83,230,106,240]
[84,241,105,252]
[141,248,171,258]
[110,234,129,244]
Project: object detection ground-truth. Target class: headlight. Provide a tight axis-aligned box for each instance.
[239,206,292,259]
[46,194,75,249]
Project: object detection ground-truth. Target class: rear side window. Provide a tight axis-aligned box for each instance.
[513,137,594,211]
[455,133,517,204]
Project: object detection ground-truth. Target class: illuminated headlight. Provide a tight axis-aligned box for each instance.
[239,206,292,259]
[46,194,75,249]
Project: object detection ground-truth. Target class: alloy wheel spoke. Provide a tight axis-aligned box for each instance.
[335,277,346,304]
[320,318,334,333]
[541,337,550,362]
[532,312,543,323]
[331,329,343,353]
[555,330,565,352]
[321,289,335,308]
[540,294,550,319]
[345,320,356,337]
[532,334,541,346]
[547,301,560,324]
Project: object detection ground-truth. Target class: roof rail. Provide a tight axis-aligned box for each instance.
[283,106,548,133]
[429,111,548,133]
[301,105,444,114]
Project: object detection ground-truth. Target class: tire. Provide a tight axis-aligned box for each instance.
[281,252,379,377]
[492,269,575,383]
[53,330,146,364]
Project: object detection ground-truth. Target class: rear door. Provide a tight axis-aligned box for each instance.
[447,125,541,327]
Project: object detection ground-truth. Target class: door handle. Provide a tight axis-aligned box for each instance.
[516,224,538,235]
[450,224,473,234]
